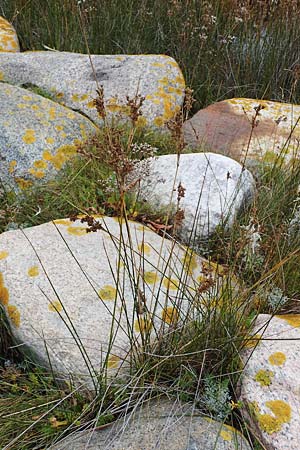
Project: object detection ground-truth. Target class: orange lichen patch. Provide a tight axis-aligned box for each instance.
[53,218,71,226]
[152,62,165,67]
[48,107,56,120]
[28,168,45,179]
[7,305,20,327]
[0,286,9,306]
[48,300,63,312]
[28,266,39,277]
[182,250,198,275]
[22,129,36,144]
[43,144,77,170]
[107,354,121,368]
[0,250,8,260]
[0,71,4,81]
[86,100,95,108]
[42,150,53,161]
[0,272,3,285]
[168,86,183,95]
[67,226,87,236]
[71,93,88,102]
[15,177,33,190]
[46,137,55,144]
[31,104,39,111]
[154,116,165,127]
[138,243,151,255]
[244,333,262,349]
[258,400,291,435]
[220,430,232,441]
[98,285,116,301]
[9,160,17,173]
[134,316,152,333]
[55,92,64,99]
[143,271,159,285]
[161,306,179,324]
[269,352,286,366]
[276,314,300,328]
[34,160,47,169]
[254,369,274,387]
[163,278,179,291]
[22,95,32,101]
[174,74,185,86]
[55,125,64,131]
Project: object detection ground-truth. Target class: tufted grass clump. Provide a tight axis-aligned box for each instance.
[0,87,299,450]
[3,0,300,109]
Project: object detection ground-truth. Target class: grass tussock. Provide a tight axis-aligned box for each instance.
[0,84,299,450]
[2,0,300,109]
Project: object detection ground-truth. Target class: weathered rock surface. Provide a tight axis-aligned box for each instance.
[0,52,185,128]
[183,98,300,165]
[0,16,19,52]
[0,82,96,192]
[0,216,226,390]
[240,313,300,450]
[51,398,252,450]
[135,153,255,245]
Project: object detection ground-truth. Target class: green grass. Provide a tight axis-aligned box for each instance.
[2,0,300,110]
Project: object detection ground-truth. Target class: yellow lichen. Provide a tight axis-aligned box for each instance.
[0,286,9,305]
[67,226,87,236]
[143,271,158,284]
[46,137,55,144]
[163,278,179,290]
[48,300,63,312]
[266,400,291,423]
[258,400,291,435]
[276,314,300,328]
[53,219,71,226]
[182,250,198,275]
[7,305,20,327]
[28,266,39,277]
[107,354,121,368]
[254,369,274,386]
[134,316,152,333]
[22,129,36,144]
[154,116,165,127]
[34,160,48,169]
[268,352,286,366]
[161,306,179,324]
[244,333,262,349]
[9,160,17,173]
[220,430,232,441]
[28,168,45,179]
[138,243,151,255]
[0,251,8,260]
[98,285,116,301]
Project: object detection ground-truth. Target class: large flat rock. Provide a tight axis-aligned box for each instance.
[240,314,300,450]
[0,16,19,52]
[0,82,96,192]
[51,398,252,450]
[0,216,227,390]
[183,98,300,165]
[134,152,255,245]
[0,52,185,128]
